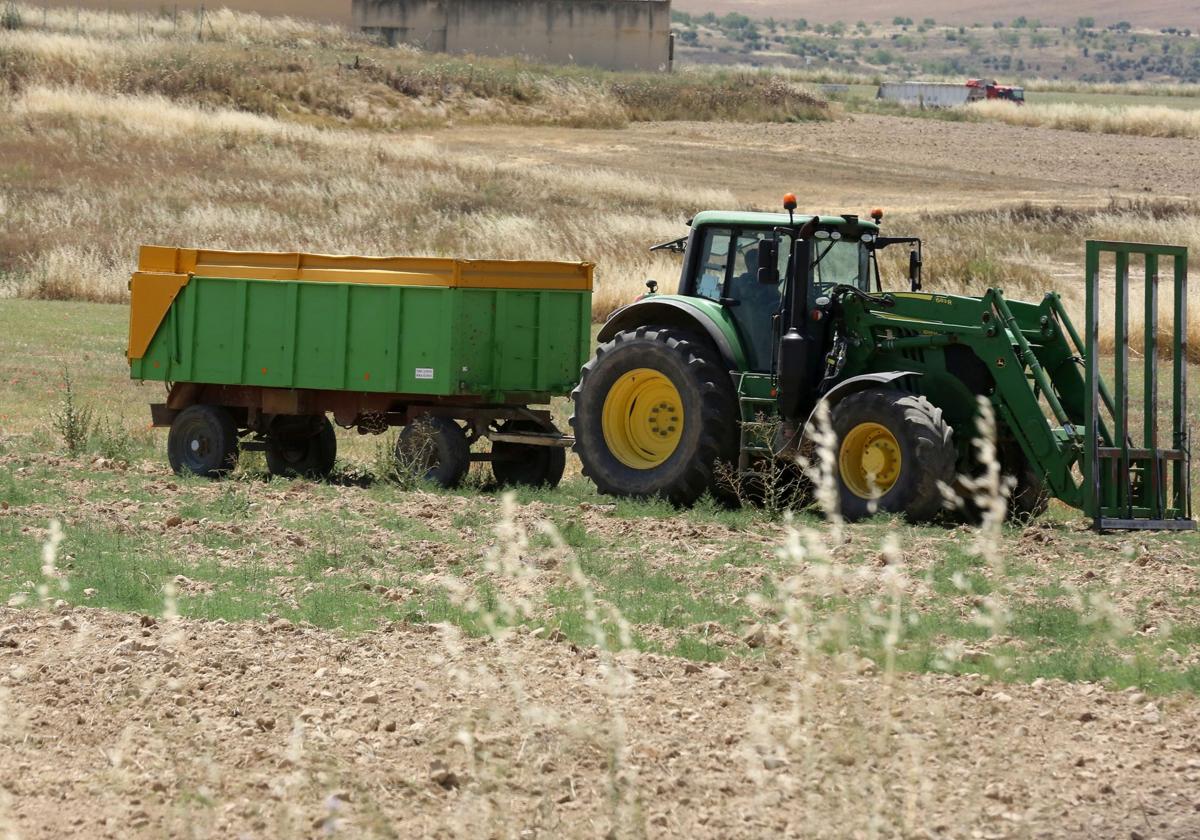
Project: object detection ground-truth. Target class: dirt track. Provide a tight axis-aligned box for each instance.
[435,113,1200,213]
[3,606,1198,838]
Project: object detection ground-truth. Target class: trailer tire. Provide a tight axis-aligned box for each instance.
[265,416,337,480]
[491,420,566,488]
[167,405,239,479]
[570,327,737,506]
[831,389,954,523]
[397,416,470,489]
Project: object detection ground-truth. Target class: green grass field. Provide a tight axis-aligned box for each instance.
[2,298,1198,693]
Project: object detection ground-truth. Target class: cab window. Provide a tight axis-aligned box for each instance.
[694,228,731,301]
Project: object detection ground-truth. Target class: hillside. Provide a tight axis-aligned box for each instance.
[673,12,1200,83]
[50,1,1200,32]
[46,0,351,24]
[674,0,1200,31]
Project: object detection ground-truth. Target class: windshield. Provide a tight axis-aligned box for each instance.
[811,238,870,300]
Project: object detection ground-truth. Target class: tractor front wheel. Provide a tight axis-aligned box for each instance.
[1002,441,1050,521]
[831,389,955,522]
[571,327,737,506]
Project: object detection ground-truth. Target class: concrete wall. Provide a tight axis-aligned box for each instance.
[354,0,672,71]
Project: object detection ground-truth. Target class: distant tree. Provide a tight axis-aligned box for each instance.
[795,18,808,32]
[1077,16,1095,29]
[720,12,751,30]
[1013,16,1028,28]
[992,21,1004,30]
[677,29,699,45]
[923,18,935,26]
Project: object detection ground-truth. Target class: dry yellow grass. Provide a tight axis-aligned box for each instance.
[6,3,357,45]
[0,83,728,314]
[1,5,1196,362]
[970,99,1200,139]
[891,202,1200,362]
[0,6,828,130]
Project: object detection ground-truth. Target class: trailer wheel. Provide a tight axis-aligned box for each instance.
[266,416,337,480]
[831,389,954,522]
[167,405,239,479]
[491,420,566,488]
[571,327,737,506]
[396,416,470,489]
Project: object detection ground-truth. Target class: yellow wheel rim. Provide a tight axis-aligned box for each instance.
[601,368,685,469]
[838,422,903,499]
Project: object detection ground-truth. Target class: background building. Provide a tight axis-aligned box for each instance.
[353,0,673,71]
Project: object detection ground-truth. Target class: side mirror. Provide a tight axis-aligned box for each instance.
[756,239,780,285]
[908,249,922,292]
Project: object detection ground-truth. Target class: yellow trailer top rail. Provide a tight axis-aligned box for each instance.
[137,246,594,291]
[129,246,594,361]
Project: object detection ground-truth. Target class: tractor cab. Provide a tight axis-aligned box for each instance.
[670,204,921,376]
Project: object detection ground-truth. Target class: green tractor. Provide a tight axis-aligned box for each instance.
[572,196,1194,530]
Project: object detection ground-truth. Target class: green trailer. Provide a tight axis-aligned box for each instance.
[128,246,593,487]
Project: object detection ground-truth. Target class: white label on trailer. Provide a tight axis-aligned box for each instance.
[415,367,435,380]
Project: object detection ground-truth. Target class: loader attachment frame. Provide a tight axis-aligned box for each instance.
[1083,241,1193,531]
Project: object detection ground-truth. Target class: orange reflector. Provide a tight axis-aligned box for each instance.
[783,193,798,211]
[261,367,268,374]
[870,208,884,222]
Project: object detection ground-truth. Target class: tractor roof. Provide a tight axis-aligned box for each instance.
[690,210,881,234]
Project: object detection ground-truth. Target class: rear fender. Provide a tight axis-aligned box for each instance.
[598,298,746,372]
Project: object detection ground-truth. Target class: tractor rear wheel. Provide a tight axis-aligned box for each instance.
[266,416,337,480]
[396,416,470,489]
[571,327,737,506]
[491,420,566,488]
[831,389,955,522]
[167,405,239,479]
